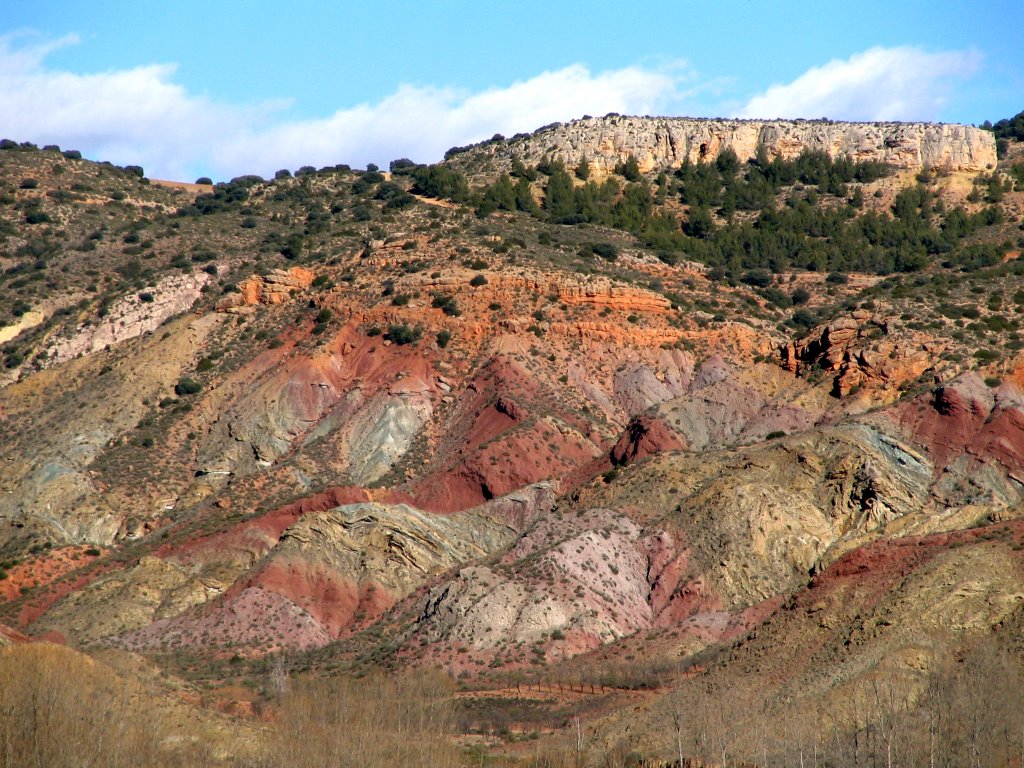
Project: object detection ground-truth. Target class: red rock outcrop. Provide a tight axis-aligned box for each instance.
[782,310,944,397]
[217,267,315,311]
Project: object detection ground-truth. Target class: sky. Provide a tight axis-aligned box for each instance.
[2,0,1022,182]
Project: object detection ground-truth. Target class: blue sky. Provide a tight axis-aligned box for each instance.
[3,0,1022,181]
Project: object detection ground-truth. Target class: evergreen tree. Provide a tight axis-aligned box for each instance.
[543,165,578,222]
[615,154,642,181]
[575,155,591,181]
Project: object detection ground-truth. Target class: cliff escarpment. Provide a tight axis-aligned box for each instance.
[449,115,996,176]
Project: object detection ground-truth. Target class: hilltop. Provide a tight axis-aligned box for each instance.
[446,114,997,178]
[1,114,1024,766]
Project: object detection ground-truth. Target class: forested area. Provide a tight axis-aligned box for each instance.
[413,147,1010,278]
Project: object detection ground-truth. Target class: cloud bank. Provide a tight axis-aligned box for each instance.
[0,36,980,182]
[737,46,981,121]
[0,34,687,180]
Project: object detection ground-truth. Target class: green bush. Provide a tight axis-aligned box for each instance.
[174,377,202,396]
[591,242,618,260]
[791,287,811,305]
[431,294,461,316]
[24,209,50,224]
[386,324,422,345]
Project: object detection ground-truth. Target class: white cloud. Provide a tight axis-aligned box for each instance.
[215,64,687,179]
[0,34,689,181]
[737,46,981,122]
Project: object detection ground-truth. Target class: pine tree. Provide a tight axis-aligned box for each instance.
[575,155,591,181]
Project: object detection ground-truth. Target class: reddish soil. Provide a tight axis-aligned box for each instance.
[611,415,687,466]
[409,355,603,512]
[0,545,104,601]
[16,562,123,627]
[894,376,1024,475]
[233,556,395,637]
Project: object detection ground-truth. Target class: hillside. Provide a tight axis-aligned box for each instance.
[1,116,1024,766]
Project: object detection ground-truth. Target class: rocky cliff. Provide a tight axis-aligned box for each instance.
[449,115,996,175]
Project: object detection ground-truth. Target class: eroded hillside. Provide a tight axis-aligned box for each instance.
[1,117,1024,766]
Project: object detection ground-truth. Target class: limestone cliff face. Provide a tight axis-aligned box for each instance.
[450,115,996,175]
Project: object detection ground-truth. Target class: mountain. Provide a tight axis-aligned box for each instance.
[1,116,1023,766]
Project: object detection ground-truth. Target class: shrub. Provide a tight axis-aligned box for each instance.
[431,293,461,316]
[174,377,202,396]
[195,176,213,185]
[24,209,50,224]
[19,178,38,189]
[436,329,452,348]
[386,323,422,345]
[280,234,304,260]
[312,275,334,290]
[469,274,488,287]
[741,269,773,288]
[389,158,417,173]
[410,165,470,201]
[791,287,811,305]
[138,292,155,303]
[790,309,818,330]
[591,242,619,260]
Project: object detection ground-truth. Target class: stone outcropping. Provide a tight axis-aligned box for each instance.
[47,272,210,365]
[781,310,945,398]
[450,116,996,176]
[217,267,314,312]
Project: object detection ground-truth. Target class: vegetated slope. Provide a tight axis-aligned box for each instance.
[0,120,1023,765]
